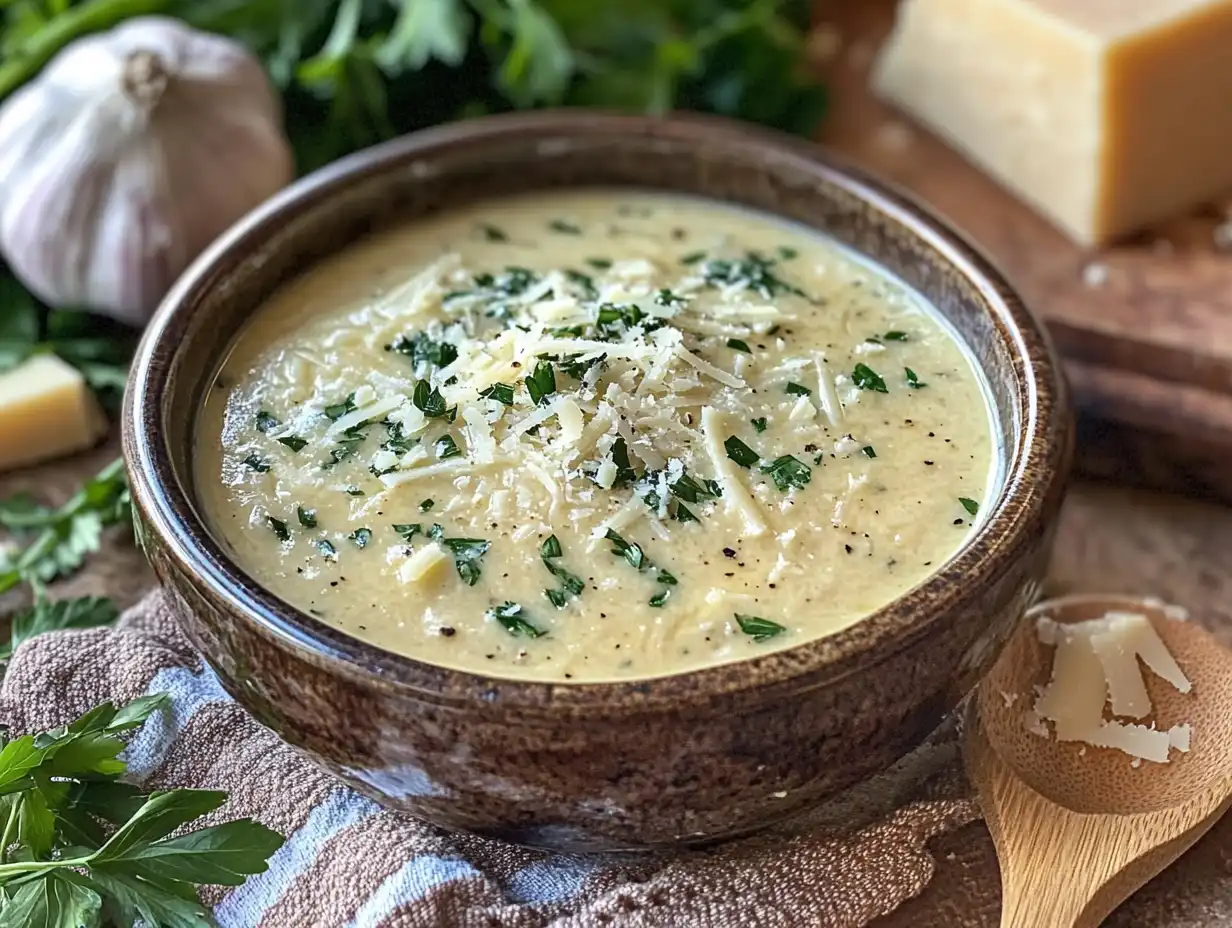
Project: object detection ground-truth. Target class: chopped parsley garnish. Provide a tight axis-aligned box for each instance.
[670,473,721,503]
[549,219,581,235]
[266,516,290,542]
[884,331,909,341]
[766,324,781,336]
[419,498,435,512]
[525,360,557,405]
[324,393,357,420]
[727,338,751,353]
[751,417,768,433]
[674,503,698,523]
[277,435,308,453]
[701,251,808,300]
[243,453,270,473]
[680,250,707,265]
[479,223,508,242]
[735,613,787,641]
[393,523,422,541]
[777,246,798,260]
[488,602,545,638]
[852,363,889,393]
[604,529,645,570]
[317,539,337,558]
[604,529,676,605]
[649,589,671,608]
[255,410,279,432]
[862,446,877,459]
[540,534,585,606]
[724,436,759,468]
[381,421,415,454]
[389,332,459,369]
[412,380,454,419]
[343,486,365,497]
[959,497,980,517]
[784,381,811,397]
[905,367,927,388]
[297,506,317,528]
[655,289,685,308]
[596,301,655,339]
[607,436,639,487]
[480,382,516,406]
[565,269,598,298]
[586,257,612,270]
[439,536,490,585]
[349,527,372,548]
[435,434,462,459]
[760,455,811,491]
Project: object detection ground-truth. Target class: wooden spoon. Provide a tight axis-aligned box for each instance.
[965,594,1232,928]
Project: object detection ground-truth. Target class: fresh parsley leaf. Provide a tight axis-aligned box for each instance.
[586,257,612,270]
[412,380,453,419]
[604,529,645,570]
[349,527,372,548]
[724,436,759,468]
[419,498,435,512]
[343,486,365,497]
[389,332,459,369]
[727,338,751,353]
[680,250,707,265]
[487,602,545,638]
[393,523,423,541]
[735,613,787,642]
[277,435,308,453]
[549,219,581,235]
[479,382,515,406]
[862,446,877,459]
[852,363,888,393]
[883,331,909,341]
[539,535,562,559]
[701,251,808,300]
[905,367,927,388]
[540,533,584,604]
[317,539,337,558]
[525,360,557,405]
[479,223,508,242]
[324,393,357,420]
[435,434,462,459]
[255,411,279,433]
[0,596,118,663]
[439,536,491,586]
[297,506,317,528]
[751,417,768,433]
[243,453,270,473]
[784,382,811,397]
[669,473,721,504]
[674,503,697,523]
[266,516,290,542]
[959,497,980,517]
[760,455,811,491]
[649,589,671,608]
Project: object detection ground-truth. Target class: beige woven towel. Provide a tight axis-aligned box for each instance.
[0,591,980,928]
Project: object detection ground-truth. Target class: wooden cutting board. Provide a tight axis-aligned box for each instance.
[813,2,1232,502]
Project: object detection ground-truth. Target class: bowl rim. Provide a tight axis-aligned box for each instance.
[123,108,1069,711]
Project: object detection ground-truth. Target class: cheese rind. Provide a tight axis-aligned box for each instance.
[873,0,1232,245]
[0,354,107,472]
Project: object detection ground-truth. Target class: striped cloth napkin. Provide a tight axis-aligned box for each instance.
[0,592,978,927]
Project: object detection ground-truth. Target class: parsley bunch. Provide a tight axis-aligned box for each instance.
[0,694,283,927]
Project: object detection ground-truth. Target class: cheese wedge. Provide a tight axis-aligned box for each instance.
[0,354,108,472]
[873,0,1232,245]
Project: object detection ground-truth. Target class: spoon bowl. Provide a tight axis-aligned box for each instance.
[977,594,1232,814]
[968,594,1232,928]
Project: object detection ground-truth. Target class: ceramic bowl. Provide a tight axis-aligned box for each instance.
[123,110,1072,852]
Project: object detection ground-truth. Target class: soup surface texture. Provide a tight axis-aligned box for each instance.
[197,191,998,682]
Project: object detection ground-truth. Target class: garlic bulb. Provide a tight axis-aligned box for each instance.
[0,17,294,325]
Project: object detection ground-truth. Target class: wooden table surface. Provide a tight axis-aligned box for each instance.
[4,437,1232,926]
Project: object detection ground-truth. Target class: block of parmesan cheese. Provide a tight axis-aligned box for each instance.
[0,354,107,472]
[873,0,1232,245]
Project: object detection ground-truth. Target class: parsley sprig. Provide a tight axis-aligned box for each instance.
[0,458,130,596]
[0,695,283,926]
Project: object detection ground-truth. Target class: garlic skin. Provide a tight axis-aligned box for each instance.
[0,17,294,325]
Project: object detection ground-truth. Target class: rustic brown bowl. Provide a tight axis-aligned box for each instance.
[123,110,1072,852]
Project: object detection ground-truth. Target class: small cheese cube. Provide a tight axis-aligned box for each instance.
[397,542,450,584]
[0,354,107,472]
[874,0,1232,245]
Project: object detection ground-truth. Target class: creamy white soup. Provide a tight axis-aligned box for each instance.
[197,191,999,682]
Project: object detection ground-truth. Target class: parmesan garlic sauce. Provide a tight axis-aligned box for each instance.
[197,191,1000,682]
